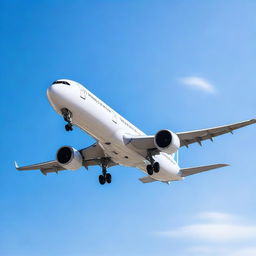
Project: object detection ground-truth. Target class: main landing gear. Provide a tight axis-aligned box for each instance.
[61,108,73,131]
[99,171,112,185]
[99,159,112,185]
[146,162,160,175]
[146,151,160,176]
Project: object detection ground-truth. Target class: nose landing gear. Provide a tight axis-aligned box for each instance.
[61,108,73,131]
[65,123,73,131]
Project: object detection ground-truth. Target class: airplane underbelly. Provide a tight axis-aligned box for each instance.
[68,99,114,141]
[102,141,146,167]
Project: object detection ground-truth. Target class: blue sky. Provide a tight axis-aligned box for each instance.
[1,0,256,255]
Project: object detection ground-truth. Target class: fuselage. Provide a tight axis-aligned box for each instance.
[47,79,181,182]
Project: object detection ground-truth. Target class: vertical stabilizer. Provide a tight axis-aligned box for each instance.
[173,151,179,165]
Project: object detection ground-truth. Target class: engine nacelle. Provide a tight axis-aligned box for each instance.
[56,146,83,170]
[154,130,180,154]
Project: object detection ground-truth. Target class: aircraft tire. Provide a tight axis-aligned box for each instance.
[153,162,160,173]
[99,175,106,185]
[65,124,73,131]
[146,165,153,175]
[106,173,112,184]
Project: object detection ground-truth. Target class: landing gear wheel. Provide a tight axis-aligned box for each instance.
[65,124,73,131]
[99,175,106,185]
[106,173,112,184]
[153,162,160,173]
[147,165,153,175]
[98,158,112,185]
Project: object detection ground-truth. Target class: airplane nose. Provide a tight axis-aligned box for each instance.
[47,84,62,107]
[47,84,58,101]
[47,81,75,113]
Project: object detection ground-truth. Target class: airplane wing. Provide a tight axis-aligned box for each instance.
[179,164,229,177]
[126,119,256,154]
[15,143,115,175]
[15,160,64,175]
[177,119,256,147]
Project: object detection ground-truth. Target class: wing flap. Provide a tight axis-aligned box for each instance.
[179,164,229,177]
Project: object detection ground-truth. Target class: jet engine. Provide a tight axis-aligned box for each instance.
[154,130,180,154]
[56,146,83,170]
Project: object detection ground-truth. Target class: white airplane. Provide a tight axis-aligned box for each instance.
[15,79,256,185]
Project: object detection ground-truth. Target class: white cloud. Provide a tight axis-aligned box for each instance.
[160,223,256,242]
[189,246,229,255]
[156,212,256,256]
[230,247,256,256]
[197,212,237,223]
[180,76,216,94]
[188,246,256,256]
[156,212,256,242]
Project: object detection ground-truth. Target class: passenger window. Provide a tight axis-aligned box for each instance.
[80,89,86,99]
[112,112,118,124]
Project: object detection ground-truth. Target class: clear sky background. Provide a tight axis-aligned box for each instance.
[1,0,256,255]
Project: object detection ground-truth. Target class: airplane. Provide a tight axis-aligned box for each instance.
[15,79,256,185]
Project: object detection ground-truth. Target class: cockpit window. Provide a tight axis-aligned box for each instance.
[52,80,70,85]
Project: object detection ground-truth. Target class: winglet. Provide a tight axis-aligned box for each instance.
[14,161,20,170]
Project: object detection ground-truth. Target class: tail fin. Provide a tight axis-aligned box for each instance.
[172,151,179,164]
[179,164,229,177]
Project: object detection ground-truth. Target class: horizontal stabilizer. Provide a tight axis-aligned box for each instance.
[179,164,229,177]
[139,176,157,183]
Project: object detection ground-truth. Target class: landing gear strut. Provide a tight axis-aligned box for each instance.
[61,108,73,131]
[146,151,160,176]
[99,158,112,185]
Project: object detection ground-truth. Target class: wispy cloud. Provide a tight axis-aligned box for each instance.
[180,76,216,94]
[160,223,256,242]
[230,247,256,256]
[189,246,256,256]
[156,212,256,256]
[197,211,237,223]
[157,212,256,242]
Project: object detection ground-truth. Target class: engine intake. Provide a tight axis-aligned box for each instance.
[154,130,180,154]
[56,146,82,170]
